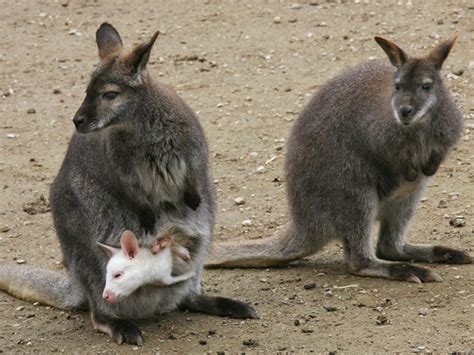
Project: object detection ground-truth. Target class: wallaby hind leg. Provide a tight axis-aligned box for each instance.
[376,192,472,264]
[206,223,314,268]
[91,311,144,346]
[343,199,442,283]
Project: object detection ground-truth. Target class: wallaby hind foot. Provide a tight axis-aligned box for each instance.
[91,312,143,346]
[180,294,259,319]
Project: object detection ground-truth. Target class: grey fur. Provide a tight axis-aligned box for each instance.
[207,33,472,282]
[0,23,256,345]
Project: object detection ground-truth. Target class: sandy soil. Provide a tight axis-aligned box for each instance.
[0,0,473,353]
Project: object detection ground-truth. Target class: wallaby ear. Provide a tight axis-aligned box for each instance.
[96,23,123,63]
[125,31,160,75]
[427,32,460,70]
[374,36,408,68]
[97,242,120,259]
[120,230,139,259]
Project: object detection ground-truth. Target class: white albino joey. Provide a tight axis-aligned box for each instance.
[98,230,195,304]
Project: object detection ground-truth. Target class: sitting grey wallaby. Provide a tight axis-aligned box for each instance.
[207,33,472,282]
[0,23,256,345]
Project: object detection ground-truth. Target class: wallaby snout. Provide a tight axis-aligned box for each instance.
[399,105,414,124]
[103,289,119,304]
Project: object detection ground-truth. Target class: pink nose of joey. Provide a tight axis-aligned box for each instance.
[103,290,118,304]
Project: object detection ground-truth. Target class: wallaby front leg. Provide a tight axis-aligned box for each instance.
[376,193,472,264]
[160,271,196,286]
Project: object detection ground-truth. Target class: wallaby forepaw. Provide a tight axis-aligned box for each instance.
[111,320,144,346]
[388,263,442,283]
[433,246,472,264]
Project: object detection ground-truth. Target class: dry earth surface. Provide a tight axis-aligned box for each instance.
[0,0,473,353]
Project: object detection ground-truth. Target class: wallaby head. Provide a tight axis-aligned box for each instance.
[374,32,459,126]
[98,230,158,304]
[73,23,160,133]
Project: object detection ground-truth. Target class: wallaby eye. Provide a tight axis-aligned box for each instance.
[113,272,123,279]
[102,91,119,100]
[422,83,431,91]
[394,83,400,91]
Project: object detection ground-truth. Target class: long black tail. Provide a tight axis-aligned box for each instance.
[180,294,258,319]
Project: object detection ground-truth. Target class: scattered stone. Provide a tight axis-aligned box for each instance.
[256,165,266,173]
[301,328,314,333]
[6,133,17,138]
[242,219,252,227]
[294,319,300,326]
[53,88,61,94]
[418,307,428,316]
[449,217,465,228]
[208,329,217,336]
[436,19,444,25]
[132,346,139,351]
[303,282,316,290]
[243,338,258,347]
[16,306,25,311]
[234,197,246,206]
[27,108,36,114]
[16,258,26,264]
[168,333,177,340]
[376,314,389,325]
[289,3,303,10]
[453,69,464,76]
[273,16,282,24]
[324,305,337,312]
[199,340,207,345]
[23,195,50,215]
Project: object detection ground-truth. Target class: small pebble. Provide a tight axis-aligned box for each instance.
[256,165,266,173]
[301,328,314,333]
[324,305,337,312]
[16,258,26,264]
[16,306,25,311]
[242,219,252,227]
[243,338,258,347]
[234,197,246,206]
[294,319,300,326]
[273,16,281,24]
[303,282,316,290]
[27,108,36,114]
[418,307,428,316]
[53,88,61,94]
[449,217,465,228]
[376,314,388,325]
[199,340,207,345]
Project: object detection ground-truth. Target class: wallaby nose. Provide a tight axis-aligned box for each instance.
[399,105,413,118]
[73,115,85,128]
[103,290,118,304]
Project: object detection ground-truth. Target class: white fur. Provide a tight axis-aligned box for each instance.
[391,96,401,124]
[412,94,437,123]
[103,244,195,303]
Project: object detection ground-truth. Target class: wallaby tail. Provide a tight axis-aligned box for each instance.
[0,264,87,311]
[206,223,312,268]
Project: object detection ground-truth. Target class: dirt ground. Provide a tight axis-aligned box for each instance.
[0,0,473,353]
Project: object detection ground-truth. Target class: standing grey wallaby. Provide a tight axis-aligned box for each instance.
[207,33,472,282]
[0,23,256,345]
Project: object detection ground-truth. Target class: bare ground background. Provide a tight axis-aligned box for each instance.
[0,0,473,353]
